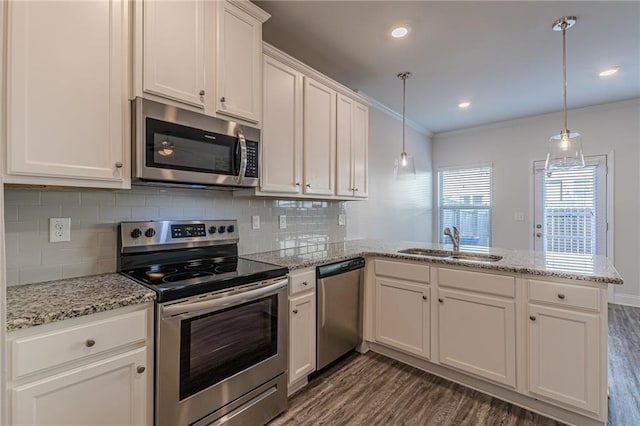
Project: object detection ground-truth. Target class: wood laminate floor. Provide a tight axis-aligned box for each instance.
[271,303,640,426]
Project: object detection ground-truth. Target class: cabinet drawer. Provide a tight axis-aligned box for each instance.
[528,280,600,311]
[11,309,147,379]
[289,269,316,296]
[438,268,515,298]
[375,259,429,284]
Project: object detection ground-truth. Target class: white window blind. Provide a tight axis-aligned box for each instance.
[438,165,492,247]
[542,165,599,255]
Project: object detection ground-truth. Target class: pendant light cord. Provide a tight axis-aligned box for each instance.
[562,21,568,132]
[402,75,407,153]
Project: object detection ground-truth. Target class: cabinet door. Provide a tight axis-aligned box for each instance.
[352,102,369,198]
[438,289,516,387]
[303,77,336,196]
[216,1,262,124]
[261,55,303,194]
[528,304,600,414]
[12,348,148,426]
[375,277,430,359]
[143,0,206,108]
[336,94,354,197]
[289,293,316,385]
[7,0,127,185]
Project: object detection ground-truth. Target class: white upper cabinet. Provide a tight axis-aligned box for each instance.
[215,1,269,124]
[143,0,208,108]
[261,55,303,194]
[336,94,368,198]
[303,77,336,196]
[5,0,129,188]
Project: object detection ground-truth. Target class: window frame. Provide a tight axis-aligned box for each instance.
[436,162,493,247]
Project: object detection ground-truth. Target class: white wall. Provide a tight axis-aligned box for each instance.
[347,105,433,242]
[433,98,640,304]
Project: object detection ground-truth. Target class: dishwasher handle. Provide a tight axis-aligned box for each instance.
[317,257,365,279]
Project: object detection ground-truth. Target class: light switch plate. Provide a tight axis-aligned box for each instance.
[338,214,346,226]
[49,218,71,242]
[279,215,286,229]
[251,215,260,230]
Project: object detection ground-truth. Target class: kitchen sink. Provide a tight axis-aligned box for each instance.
[398,248,503,262]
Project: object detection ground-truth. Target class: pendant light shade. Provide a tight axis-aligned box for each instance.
[394,71,416,180]
[545,16,585,171]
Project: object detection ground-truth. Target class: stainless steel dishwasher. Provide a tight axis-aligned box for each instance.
[316,257,365,370]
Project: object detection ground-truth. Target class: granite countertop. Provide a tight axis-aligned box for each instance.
[242,239,623,285]
[7,273,155,332]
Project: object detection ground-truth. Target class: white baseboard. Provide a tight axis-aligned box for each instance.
[610,292,640,307]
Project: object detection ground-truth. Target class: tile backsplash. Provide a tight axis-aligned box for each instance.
[4,186,347,286]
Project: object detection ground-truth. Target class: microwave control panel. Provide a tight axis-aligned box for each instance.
[246,141,258,178]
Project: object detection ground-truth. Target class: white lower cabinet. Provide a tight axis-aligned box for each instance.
[375,277,430,359]
[288,269,317,391]
[437,288,516,388]
[8,305,152,426]
[528,301,601,415]
[12,349,147,426]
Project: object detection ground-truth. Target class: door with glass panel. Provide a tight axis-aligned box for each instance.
[533,156,607,270]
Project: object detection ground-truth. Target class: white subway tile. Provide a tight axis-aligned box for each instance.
[81,191,116,206]
[4,206,19,222]
[159,207,184,218]
[98,259,117,274]
[18,205,62,223]
[42,191,81,206]
[99,206,132,220]
[5,189,41,205]
[115,192,147,207]
[42,248,86,265]
[20,265,62,285]
[132,206,160,220]
[6,268,19,286]
[62,205,99,222]
[5,221,39,234]
[62,262,100,279]
[145,195,172,206]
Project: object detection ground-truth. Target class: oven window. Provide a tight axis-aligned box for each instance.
[179,295,278,400]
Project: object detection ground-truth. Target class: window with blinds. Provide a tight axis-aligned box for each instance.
[438,165,492,247]
[542,166,599,255]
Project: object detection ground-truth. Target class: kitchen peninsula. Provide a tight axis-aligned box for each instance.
[246,239,621,426]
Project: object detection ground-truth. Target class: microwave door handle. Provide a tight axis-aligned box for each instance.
[236,129,247,185]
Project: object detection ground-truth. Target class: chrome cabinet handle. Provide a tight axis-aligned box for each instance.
[306,183,311,188]
[530,315,537,321]
[137,366,146,374]
[236,129,247,185]
[220,97,226,103]
[199,90,205,96]
[422,295,427,300]
[114,162,123,169]
[292,309,298,314]
[557,294,566,300]
[536,233,542,238]
[85,339,96,348]
[295,182,300,186]
[438,298,444,303]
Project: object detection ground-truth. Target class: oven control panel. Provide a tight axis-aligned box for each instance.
[119,220,239,251]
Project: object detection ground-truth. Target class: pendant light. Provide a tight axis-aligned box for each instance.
[394,71,416,179]
[545,16,585,171]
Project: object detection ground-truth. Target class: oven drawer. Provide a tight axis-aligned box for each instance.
[289,269,316,296]
[11,309,147,379]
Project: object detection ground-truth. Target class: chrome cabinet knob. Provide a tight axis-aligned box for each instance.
[292,309,298,314]
[530,315,537,321]
[137,366,146,374]
[306,183,311,188]
[302,281,308,286]
[199,90,205,96]
[114,162,123,169]
[557,293,566,300]
[422,295,427,300]
[536,233,542,238]
[85,339,96,348]
[438,298,444,303]
[295,182,300,186]
[354,188,359,192]
[220,97,226,103]
[536,224,542,229]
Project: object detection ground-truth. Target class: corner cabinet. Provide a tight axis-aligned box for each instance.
[7,304,153,426]
[336,95,368,198]
[5,0,130,189]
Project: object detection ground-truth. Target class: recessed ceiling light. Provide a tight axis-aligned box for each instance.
[458,101,471,109]
[391,26,409,38]
[599,66,620,77]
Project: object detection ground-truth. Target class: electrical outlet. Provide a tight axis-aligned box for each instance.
[251,215,260,230]
[279,215,286,229]
[49,218,71,242]
[514,212,525,222]
[338,214,346,226]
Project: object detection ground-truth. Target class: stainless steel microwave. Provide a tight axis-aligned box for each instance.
[132,97,259,189]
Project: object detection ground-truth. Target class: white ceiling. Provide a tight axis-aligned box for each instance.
[256,1,640,134]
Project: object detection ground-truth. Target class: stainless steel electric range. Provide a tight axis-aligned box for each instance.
[118,220,289,426]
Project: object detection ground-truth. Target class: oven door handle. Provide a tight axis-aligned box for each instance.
[161,279,287,319]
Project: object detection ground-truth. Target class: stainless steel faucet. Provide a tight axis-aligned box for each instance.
[443,226,460,252]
